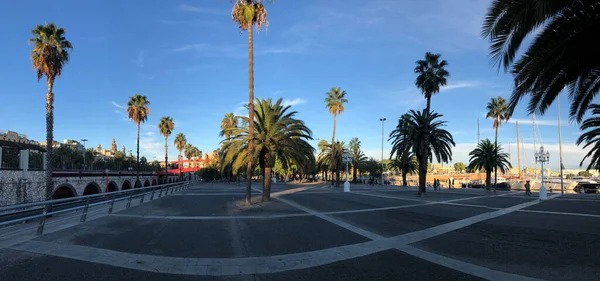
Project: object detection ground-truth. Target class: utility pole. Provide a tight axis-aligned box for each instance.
[516,121,521,179]
[81,139,88,170]
[379,118,386,185]
[558,95,565,194]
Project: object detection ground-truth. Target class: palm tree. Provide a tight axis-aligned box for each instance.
[174,133,187,180]
[389,110,455,195]
[414,52,449,113]
[468,139,511,190]
[158,116,174,184]
[185,143,194,160]
[481,1,600,122]
[317,141,349,186]
[486,96,509,191]
[29,23,73,206]
[221,98,315,201]
[577,105,600,170]
[389,153,418,187]
[220,112,239,140]
[325,87,348,186]
[317,139,330,182]
[348,137,367,183]
[127,94,150,187]
[230,0,270,205]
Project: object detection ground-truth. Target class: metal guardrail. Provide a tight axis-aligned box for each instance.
[0,180,196,235]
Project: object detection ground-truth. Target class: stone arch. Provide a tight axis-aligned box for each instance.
[52,183,77,199]
[134,180,142,189]
[144,179,151,187]
[122,180,132,190]
[83,182,101,196]
[107,181,119,192]
[151,179,157,186]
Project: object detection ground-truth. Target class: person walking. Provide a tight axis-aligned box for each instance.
[525,180,531,196]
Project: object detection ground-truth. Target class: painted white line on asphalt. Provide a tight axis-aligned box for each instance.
[351,192,435,203]
[396,245,544,281]
[518,209,600,218]
[439,202,502,210]
[111,213,313,220]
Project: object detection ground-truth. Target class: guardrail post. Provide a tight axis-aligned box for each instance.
[158,186,163,198]
[80,198,89,222]
[108,194,115,214]
[150,186,155,200]
[36,203,51,235]
[126,192,133,209]
[140,191,145,204]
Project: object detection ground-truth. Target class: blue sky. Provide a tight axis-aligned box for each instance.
[0,0,588,170]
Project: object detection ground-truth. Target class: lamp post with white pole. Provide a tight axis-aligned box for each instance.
[379,118,386,185]
[342,152,352,192]
[535,146,550,200]
[81,139,88,170]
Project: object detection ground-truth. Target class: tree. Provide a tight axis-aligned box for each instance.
[174,133,186,180]
[140,156,148,171]
[230,0,270,206]
[481,1,600,122]
[359,158,381,181]
[185,143,194,160]
[325,87,348,186]
[221,98,315,201]
[486,96,509,191]
[577,104,600,171]
[318,141,349,186]
[467,139,511,190]
[578,170,593,177]
[414,52,449,113]
[317,139,330,182]
[454,162,466,173]
[389,110,455,195]
[389,153,418,187]
[127,94,150,186]
[349,137,367,183]
[220,112,239,140]
[159,116,174,183]
[29,23,73,206]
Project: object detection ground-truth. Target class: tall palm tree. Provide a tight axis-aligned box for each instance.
[29,23,73,207]
[185,143,194,160]
[348,137,367,183]
[158,116,174,184]
[468,139,511,190]
[317,141,349,186]
[230,0,269,205]
[577,104,600,170]
[414,52,449,113]
[481,1,600,122]
[219,112,239,140]
[221,98,315,201]
[325,87,348,186]
[127,94,150,187]
[389,110,455,195]
[174,133,187,180]
[389,153,418,187]
[486,96,509,191]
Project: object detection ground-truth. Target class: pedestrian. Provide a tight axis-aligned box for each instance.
[525,180,531,196]
[448,179,451,189]
[452,179,455,188]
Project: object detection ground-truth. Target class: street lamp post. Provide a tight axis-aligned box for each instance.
[81,139,88,170]
[535,146,550,200]
[379,118,386,185]
[342,152,352,192]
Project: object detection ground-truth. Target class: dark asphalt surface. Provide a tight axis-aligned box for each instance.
[2,183,600,280]
[36,215,369,258]
[118,195,304,217]
[334,204,491,237]
[413,211,600,281]
[281,192,417,212]
[0,248,482,281]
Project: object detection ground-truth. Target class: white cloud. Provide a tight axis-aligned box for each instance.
[507,118,575,127]
[178,4,229,15]
[112,101,126,109]
[282,98,307,107]
[440,81,481,92]
[134,50,145,68]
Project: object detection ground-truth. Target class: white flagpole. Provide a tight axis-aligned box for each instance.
[558,95,565,194]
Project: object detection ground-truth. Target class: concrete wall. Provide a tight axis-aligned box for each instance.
[0,169,46,206]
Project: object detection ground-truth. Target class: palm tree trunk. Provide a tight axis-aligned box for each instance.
[164,137,168,184]
[486,170,492,190]
[425,95,431,113]
[418,155,427,195]
[402,172,408,187]
[331,114,336,185]
[136,124,140,187]
[494,124,498,192]
[38,78,55,235]
[336,169,340,187]
[178,151,182,180]
[245,24,255,206]
[352,166,357,183]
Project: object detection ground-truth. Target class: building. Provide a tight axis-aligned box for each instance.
[0,130,41,146]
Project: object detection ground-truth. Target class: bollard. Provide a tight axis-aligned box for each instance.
[150,187,155,201]
[140,192,145,204]
[80,198,90,222]
[539,185,548,200]
[108,195,115,214]
[36,203,50,235]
